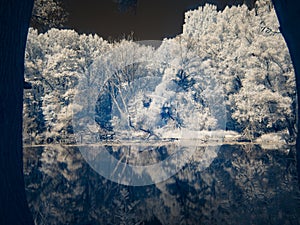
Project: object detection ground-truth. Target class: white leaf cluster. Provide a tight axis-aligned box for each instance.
[24,1,296,143]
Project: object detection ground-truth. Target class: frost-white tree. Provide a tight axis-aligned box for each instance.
[24,0,296,143]
[24,29,109,143]
[182,1,295,138]
[89,40,157,140]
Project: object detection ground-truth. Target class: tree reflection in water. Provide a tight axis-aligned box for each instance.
[24,144,300,225]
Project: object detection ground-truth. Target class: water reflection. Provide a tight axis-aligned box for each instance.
[77,143,218,186]
[24,144,300,225]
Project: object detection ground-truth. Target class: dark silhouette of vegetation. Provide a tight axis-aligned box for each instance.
[30,0,68,32]
[272,0,300,187]
[0,0,35,224]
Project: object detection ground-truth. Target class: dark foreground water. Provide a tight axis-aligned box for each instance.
[24,144,300,225]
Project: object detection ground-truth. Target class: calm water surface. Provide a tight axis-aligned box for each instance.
[24,144,300,225]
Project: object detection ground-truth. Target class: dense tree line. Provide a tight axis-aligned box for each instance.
[24,0,296,144]
[1,0,299,224]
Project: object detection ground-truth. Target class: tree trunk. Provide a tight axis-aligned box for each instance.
[272,0,300,186]
[0,0,34,224]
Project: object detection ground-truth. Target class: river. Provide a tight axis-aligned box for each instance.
[24,144,300,225]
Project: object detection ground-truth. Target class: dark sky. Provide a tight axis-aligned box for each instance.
[63,0,255,40]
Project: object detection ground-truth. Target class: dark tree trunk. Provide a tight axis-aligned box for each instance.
[0,0,34,224]
[272,0,300,186]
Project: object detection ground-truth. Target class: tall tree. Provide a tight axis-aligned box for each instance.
[31,0,68,32]
[0,0,34,224]
[272,0,300,186]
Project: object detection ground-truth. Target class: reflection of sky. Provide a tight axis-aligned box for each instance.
[63,0,255,40]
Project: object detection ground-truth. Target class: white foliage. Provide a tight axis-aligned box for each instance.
[24,2,296,143]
